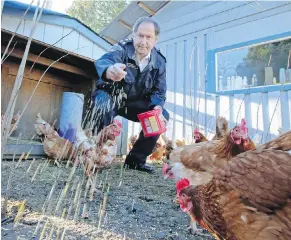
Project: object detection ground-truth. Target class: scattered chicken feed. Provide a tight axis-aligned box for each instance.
[1,159,213,240]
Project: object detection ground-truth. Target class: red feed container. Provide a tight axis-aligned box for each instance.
[137,109,167,137]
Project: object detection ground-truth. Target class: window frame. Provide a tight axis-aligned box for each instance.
[207,31,291,95]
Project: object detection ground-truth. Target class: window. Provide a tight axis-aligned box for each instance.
[216,37,291,92]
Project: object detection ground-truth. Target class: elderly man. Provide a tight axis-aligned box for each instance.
[92,17,169,173]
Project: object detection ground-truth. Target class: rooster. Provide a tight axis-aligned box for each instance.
[176,131,291,240]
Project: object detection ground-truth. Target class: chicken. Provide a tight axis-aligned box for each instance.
[149,135,166,161]
[163,137,184,161]
[101,139,118,166]
[128,135,137,151]
[77,120,122,175]
[34,113,76,161]
[194,116,228,143]
[34,113,57,141]
[43,132,75,161]
[94,120,122,148]
[176,139,185,147]
[164,119,254,184]
[193,129,208,143]
[1,111,21,134]
[165,140,174,160]
[212,116,228,140]
[163,119,255,236]
[176,131,291,240]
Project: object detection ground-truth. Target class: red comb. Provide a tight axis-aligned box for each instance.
[194,129,199,134]
[113,119,122,129]
[176,178,190,194]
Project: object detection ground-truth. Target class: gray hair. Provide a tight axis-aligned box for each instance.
[133,17,160,37]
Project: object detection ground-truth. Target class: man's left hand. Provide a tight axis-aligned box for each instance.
[153,106,168,127]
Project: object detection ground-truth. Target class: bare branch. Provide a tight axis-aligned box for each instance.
[2,0,45,157]
[29,28,78,72]
[1,41,18,63]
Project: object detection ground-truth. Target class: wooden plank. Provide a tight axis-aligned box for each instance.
[137,2,156,15]
[4,62,76,88]
[204,33,208,135]
[1,46,94,78]
[229,95,234,129]
[244,93,252,136]
[159,2,291,43]
[120,117,128,155]
[78,34,94,57]
[215,95,220,119]
[172,43,177,141]
[43,23,63,47]
[193,37,198,124]
[0,62,87,139]
[102,36,117,45]
[118,20,132,31]
[183,40,187,139]
[262,92,270,142]
[280,91,290,132]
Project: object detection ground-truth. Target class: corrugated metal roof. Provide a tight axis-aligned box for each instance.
[100,1,170,44]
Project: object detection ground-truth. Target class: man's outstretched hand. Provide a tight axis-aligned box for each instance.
[106,63,127,81]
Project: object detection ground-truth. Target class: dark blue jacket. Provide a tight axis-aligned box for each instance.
[94,39,167,109]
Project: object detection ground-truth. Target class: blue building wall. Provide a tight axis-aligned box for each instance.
[128,1,291,144]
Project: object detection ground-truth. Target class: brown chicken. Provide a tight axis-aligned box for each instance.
[34,113,57,141]
[176,131,291,240]
[43,132,75,161]
[163,119,254,236]
[193,129,208,143]
[128,135,137,151]
[149,135,166,161]
[164,119,254,184]
[165,139,174,160]
[94,120,122,148]
[2,111,21,134]
[176,139,186,147]
[194,116,229,143]
[77,120,122,175]
[212,116,228,140]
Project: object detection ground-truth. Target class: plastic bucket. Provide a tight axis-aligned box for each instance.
[59,92,84,142]
[137,109,166,137]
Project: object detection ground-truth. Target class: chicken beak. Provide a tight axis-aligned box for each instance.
[174,196,180,204]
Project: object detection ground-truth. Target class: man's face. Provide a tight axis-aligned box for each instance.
[133,22,157,58]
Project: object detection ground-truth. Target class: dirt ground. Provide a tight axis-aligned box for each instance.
[1,158,213,240]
